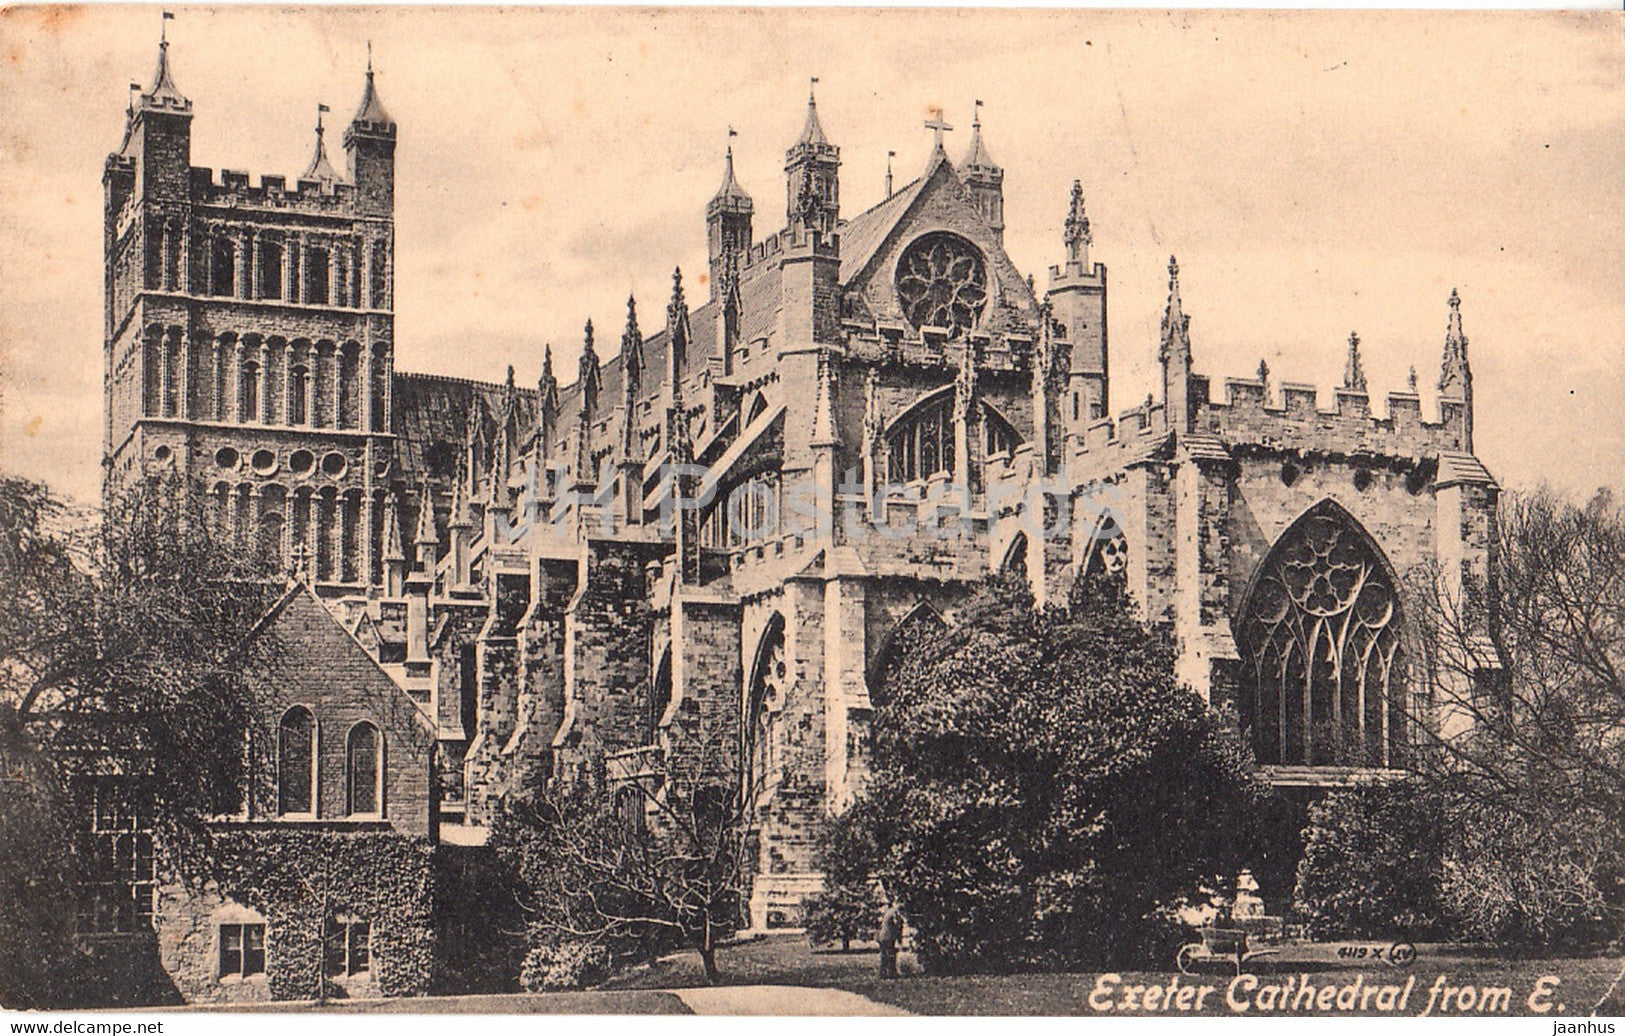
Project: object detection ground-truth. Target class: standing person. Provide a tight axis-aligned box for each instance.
[877,895,904,978]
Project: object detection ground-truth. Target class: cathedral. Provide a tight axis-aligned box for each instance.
[103,31,1498,977]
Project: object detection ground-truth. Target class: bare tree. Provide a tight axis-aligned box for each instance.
[500,729,747,985]
[1406,487,1625,941]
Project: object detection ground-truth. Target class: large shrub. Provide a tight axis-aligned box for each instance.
[519,941,613,991]
[1442,801,1625,947]
[803,802,883,951]
[864,573,1263,973]
[1293,780,1450,940]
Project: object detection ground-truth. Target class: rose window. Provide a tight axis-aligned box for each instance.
[895,233,988,338]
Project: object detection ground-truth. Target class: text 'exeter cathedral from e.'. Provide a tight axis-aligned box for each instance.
[106,36,1497,934]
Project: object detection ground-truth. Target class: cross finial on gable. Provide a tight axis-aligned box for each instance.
[924,107,953,151]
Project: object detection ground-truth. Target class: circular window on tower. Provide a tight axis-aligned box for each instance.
[152,444,172,463]
[321,451,348,479]
[895,232,988,339]
[250,448,277,476]
[288,449,315,478]
[215,446,240,471]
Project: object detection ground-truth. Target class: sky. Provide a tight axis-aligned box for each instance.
[0,7,1620,506]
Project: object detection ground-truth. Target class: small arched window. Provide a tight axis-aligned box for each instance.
[241,361,260,424]
[346,721,382,816]
[305,248,330,305]
[278,706,315,816]
[289,366,310,426]
[211,236,236,297]
[259,238,283,300]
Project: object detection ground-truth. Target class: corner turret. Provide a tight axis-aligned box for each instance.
[707,141,754,298]
[344,46,396,216]
[785,80,840,237]
[959,100,1004,244]
[1047,180,1108,438]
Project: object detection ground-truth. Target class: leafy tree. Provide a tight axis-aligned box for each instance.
[803,800,883,951]
[0,474,279,1005]
[861,571,1263,973]
[1292,780,1450,940]
[494,733,746,985]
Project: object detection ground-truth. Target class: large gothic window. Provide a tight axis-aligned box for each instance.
[888,394,954,483]
[895,233,988,339]
[886,394,1023,483]
[1236,501,1405,769]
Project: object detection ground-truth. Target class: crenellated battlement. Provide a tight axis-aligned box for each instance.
[841,320,1034,376]
[189,166,358,215]
[1194,367,1467,458]
[741,225,842,270]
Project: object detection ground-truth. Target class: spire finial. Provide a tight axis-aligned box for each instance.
[1439,288,1471,395]
[885,149,895,198]
[1063,180,1092,267]
[1159,255,1190,364]
[367,39,374,76]
[1343,331,1368,393]
[302,104,339,183]
[623,292,644,381]
[415,473,439,549]
[794,78,830,147]
[143,12,188,110]
[1407,365,1418,393]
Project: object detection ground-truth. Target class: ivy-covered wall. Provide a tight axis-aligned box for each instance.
[158,829,435,1003]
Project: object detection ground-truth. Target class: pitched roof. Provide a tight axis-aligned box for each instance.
[837,174,928,286]
[392,371,539,484]
[1436,450,1497,489]
[351,67,394,130]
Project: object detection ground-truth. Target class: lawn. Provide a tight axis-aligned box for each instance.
[610,933,1625,1017]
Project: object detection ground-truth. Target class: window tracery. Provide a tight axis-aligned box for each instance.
[895,233,988,338]
[1237,503,1405,768]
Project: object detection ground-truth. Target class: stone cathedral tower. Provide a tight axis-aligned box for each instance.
[103,32,398,591]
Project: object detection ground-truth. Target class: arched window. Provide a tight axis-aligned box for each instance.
[1000,532,1029,581]
[289,366,309,425]
[647,647,672,745]
[1236,501,1406,769]
[278,706,315,816]
[346,721,382,816]
[370,249,387,309]
[866,604,947,708]
[982,405,1021,459]
[886,393,1024,483]
[744,616,787,809]
[305,248,330,305]
[258,238,283,300]
[887,394,955,483]
[241,361,260,424]
[211,236,236,297]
